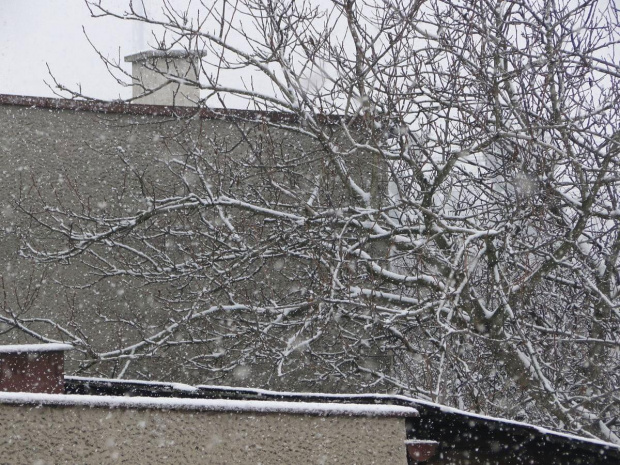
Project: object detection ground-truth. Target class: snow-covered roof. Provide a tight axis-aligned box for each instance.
[196,383,620,452]
[405,397,620,451]
[62,376,620,453]
[68,375,198,393]
[0,343,73,354]
[0,391,417,418]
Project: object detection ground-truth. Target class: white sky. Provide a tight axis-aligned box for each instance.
[0,0,236,100]
[0,0,147,100]
[0,0,339,103]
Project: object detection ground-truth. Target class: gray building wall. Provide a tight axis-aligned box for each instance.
[0,401,408,464]
[0,98,388,391]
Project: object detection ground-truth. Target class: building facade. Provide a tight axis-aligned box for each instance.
[0,92,387,391]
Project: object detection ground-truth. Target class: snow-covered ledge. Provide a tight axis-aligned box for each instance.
[0,343,73,354]
[0,390,416,417]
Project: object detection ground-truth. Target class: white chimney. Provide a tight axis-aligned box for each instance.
[124,50,204,107]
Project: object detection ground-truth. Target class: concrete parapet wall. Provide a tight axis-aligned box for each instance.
[0,400,407,464]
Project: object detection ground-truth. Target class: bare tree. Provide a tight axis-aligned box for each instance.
[9,0,620,443]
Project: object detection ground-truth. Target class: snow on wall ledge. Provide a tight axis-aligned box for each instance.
[0,391,416,417]
[0,343,73,354]
[0,393,409,465]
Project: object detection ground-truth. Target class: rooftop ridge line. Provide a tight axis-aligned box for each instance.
[0,93,346,125]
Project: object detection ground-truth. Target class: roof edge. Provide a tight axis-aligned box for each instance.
[0,93,343,125]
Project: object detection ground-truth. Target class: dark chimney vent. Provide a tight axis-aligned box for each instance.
[0,343,73,394]
[405,439,439,463]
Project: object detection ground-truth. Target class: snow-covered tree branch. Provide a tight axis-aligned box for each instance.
[8,0,619,443]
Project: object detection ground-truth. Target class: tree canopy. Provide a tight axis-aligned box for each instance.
[10,0,620,443]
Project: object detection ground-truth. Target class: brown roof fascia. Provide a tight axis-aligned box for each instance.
[0,93,347,126]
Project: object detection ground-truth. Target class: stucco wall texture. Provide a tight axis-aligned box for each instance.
[0,103,232,381]
[0,102,323,385]
[0,100,384,390]
[0,403,407,464]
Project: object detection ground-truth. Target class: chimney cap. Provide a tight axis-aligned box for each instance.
[124,49,206,63]
[0,343,73,354]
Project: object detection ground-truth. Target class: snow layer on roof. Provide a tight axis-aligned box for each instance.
[62,376,619,450]
[124,50,207,62]
[0,343,73,354]
[66,375,197,393]
[413,399,620,450]
[0,391,417,417]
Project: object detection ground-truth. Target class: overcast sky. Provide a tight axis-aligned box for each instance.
[0,1,147,99]
[1,0,338,106]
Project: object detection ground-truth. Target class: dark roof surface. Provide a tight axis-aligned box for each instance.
[64,375,620,465]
